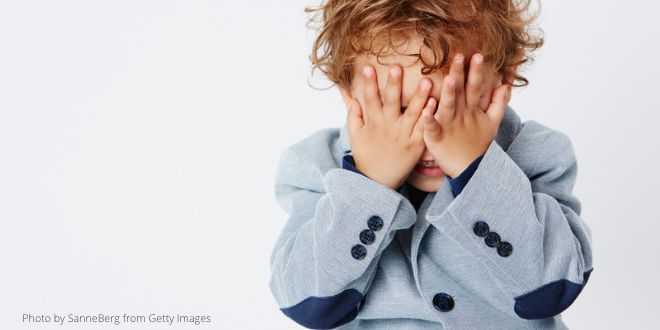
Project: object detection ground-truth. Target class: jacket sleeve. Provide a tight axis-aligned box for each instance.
[269,147,417,329]
[426,127,593,320]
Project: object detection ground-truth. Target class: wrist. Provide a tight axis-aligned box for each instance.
[445,150,486,179]
[343,154,403,190]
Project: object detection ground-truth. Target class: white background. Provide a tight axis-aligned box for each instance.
[1,1,658,329]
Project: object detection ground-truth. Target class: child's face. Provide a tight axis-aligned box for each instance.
[339,33,503,193]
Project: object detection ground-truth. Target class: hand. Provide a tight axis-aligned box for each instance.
[346,64,437,190]
[421,53,512,178]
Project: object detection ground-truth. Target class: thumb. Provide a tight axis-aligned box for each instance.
[421,107,442,140]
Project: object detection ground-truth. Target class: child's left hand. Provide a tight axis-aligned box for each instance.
[422,52,513,178]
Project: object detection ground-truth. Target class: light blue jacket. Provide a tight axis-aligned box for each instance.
[269,105,593,329]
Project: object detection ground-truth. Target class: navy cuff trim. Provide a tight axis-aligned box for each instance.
[342,154,365,176]
[446,153,485,197]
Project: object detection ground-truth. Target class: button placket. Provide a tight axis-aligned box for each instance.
[432,292,455,312]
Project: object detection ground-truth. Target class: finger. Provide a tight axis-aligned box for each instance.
[485,83,512,125]
[346,97,364,135]
[362,65,382,120]
[478,76,502,112]
[412,97,436,139]
[382,65,402,120]
[401,78,432,129]
[422,106,442,141]
[449,53,466,115]
[466,53,484,111]
[438,75,456,124]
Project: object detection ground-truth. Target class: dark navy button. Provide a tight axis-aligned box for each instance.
[432,292,454,312]
[359,229,375,245]
[351,244,367,260]
[497,241,513,257]
[485,232,500,248]
[367,216,384,231]
[473,221,489,237]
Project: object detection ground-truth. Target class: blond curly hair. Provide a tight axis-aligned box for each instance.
[305,0,544,89]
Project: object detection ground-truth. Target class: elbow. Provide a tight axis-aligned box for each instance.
[279,289,364,329]
[513,268,593,319]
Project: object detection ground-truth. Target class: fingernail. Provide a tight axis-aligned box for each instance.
[363,66,372,77]
[421,79,431,90]
[475,53,483,64]
[455,54,463,64]
[390,66,400,77]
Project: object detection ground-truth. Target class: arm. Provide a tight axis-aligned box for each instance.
[269,147,417,329]
[426,127,593,319]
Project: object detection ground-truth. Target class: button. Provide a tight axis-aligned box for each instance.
[497,241,513,257]
[485,232,500,248]
[351,244,367,260]
[432,292,454,312]
[367,216,384,231]
[359,229,375,245]
[473,221,489,237]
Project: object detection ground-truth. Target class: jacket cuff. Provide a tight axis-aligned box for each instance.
[272,167,418,308]
[428,139,587,289]
[427,140,539,289]
[322,168,416,268]
[445,153,485,197]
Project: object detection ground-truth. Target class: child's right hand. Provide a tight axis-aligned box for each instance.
[346,64,437,190]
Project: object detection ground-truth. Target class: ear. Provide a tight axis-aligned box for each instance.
[338,85,353,112]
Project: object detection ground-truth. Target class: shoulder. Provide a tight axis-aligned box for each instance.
[506,115,576,178]
[274,127,346,193]
[284,127,345,164]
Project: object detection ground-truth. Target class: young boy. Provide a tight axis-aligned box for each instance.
[269,1,593,329]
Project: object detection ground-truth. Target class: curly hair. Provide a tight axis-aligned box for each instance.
[305,0,544,90]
